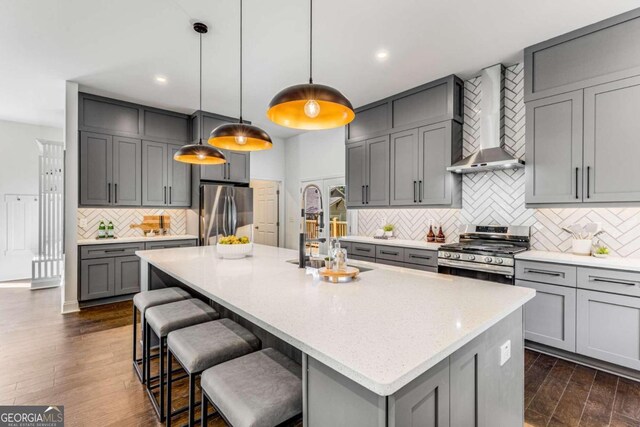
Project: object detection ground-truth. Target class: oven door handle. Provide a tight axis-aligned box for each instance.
[438,258,514,275]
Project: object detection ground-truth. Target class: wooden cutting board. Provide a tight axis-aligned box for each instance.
[318,266,359,283]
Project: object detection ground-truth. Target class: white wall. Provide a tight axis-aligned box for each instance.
[0,119,62,281]
[283,127,346,249]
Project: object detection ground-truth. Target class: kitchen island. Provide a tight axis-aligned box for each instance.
[137,244,535,426]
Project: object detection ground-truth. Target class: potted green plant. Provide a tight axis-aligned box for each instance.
[324,256,333,270]
[383,224,395,238]
[592,244,610,258]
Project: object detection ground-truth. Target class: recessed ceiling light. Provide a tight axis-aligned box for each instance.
[154,75,168,84]
[375,50,389,61]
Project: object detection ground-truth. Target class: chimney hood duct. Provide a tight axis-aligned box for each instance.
[447,64,524,174]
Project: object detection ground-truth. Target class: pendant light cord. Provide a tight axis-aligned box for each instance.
[309,0,313,84]
[198,30,203,145]
[239,0,243,123]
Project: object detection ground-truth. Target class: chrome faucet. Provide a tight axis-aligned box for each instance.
[299,184,326,268]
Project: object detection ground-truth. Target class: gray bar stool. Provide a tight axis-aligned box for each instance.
[166,319,261,426]
[200,348,302,427]
[132,287,191,384]
[145,299,220,421]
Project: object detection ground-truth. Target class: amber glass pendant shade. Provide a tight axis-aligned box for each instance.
[267,83,354,130]
[208,122,272,151]
[173,142,226,165]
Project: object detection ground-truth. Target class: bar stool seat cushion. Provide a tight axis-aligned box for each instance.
[146,299,219,338]
[167,319,260,374]
[201,348,302,427]
[133,288,190,314]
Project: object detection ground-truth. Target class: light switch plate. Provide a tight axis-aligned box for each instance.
[500,340,511,366]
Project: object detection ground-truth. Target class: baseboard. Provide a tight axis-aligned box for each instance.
[61,300,80,314]
[31,277,61,290]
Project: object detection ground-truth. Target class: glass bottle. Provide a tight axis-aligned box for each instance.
[436,226,445,243]
[107,221,114,238]
[427,225,435,242]
[98,220,106,239]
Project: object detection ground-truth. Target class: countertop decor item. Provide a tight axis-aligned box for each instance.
[130,215,170,236]
[266,0,354,130]
[383,224,394,238]
[173,23,227,165]
[571,238,593,256]
[216,235,252,259]
[318,266,359,283]
[593,244,610,258]
[436,226,445,243]
[208,0,272,152]
[426,224,435,242]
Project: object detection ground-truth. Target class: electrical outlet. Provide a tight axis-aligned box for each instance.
[500,340,511,366]
[79,218,88,229]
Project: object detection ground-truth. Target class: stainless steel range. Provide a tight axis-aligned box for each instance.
[438,225,530,284]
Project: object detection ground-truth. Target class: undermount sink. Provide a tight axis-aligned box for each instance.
[285,259,374,273]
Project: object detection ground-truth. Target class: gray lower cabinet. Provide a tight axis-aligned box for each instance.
[144,239,197,250]
[516,279,576,352]
[577,289,640,370]
[80,132,113,206]
[388,358,450,427]
[342,240,438,272]
[583,75,640,202]
[115,256,141,296]
[345,136,390,207]
[142,141,192,207]
[80,258,115,301]
[525,91,583,204]
[113,136,142,206]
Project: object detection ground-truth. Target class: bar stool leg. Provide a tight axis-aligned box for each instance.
[200,390,208,427]
[188,373,196,426]
[141,319,146,385]
[145,321,151,391]
[166,349,173,427]
[160,336,166,421]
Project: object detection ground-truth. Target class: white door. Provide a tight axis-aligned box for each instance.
[251,180,279,247]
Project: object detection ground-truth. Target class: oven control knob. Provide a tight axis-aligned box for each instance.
[452,253,460,259]
[468,255,475,261]
[495,258,504,264]
[484,256,493,263]
[443,252,451,258]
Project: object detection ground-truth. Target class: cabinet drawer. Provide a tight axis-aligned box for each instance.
[350,243,376,258]
[404,248,438,267]
[80,243,145,259]
[577,267,640,297]
[339,241,352,253]
[144,239,197,250]
[515,261,576,287]
[376,245,405,262]
[516,280,576,352]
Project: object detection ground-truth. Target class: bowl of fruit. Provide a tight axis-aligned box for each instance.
[216,235,253,259]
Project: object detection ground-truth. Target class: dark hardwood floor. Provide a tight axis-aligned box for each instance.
[1,285,639,426]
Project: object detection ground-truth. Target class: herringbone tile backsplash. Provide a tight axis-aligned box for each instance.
[356,64,640,257]
[77,208,187,240]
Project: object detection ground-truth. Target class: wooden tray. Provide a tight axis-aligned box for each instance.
[318,266,359,283]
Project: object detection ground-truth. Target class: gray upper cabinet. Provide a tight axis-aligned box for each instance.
[525,91,583,204]
[583,75,640,202]
[389,121,461,207]
[167,144,191,206]
[226,151,250,184]
[80,96,141,136]
[365,135,390,206]
[390,129,419,205]
[346,75,463,143]
[346,141,366,207]
[112,136,142,206]
[80,132,113,206]
[525,9,640,101]
[143,109,189,143]
[142,140,168,206]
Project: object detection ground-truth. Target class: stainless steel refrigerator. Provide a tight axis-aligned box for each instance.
[200,183,253,246]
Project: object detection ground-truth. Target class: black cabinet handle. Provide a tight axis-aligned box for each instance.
[362,185,365,204]
[104,248,126,253]
[366,185,369,204]
[524,268,563,277]
[419,180,423,203]
[380,250,399,256]
[108,183,111,203]
[413,180,417,203]
[164,186,167,204]
[355,247,372,252]
[575,167,579,200]
[409,254,431,260]
[591,277,637,287]
[115,183,118,204]
[169,186,172,204]
[586,166,591,199]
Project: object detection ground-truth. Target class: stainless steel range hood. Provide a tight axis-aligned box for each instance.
[447,64,524,174]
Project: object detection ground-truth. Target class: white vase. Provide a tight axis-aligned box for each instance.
[571,239,592,256]
[384,231,393,238]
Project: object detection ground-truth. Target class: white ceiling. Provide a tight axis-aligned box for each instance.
[1,0,639,138]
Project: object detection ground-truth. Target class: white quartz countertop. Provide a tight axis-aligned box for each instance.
[339,235,442,251]
[78,234,198,246]
[136,244,534,395]
[516,250,640,272]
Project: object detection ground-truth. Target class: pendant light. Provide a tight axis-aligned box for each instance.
[208,0,273,151]
[266,0,354,130]
[174,23,227,165]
